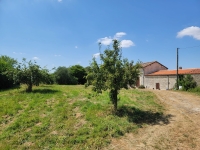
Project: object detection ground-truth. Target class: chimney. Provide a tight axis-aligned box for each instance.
[179,67,182,69]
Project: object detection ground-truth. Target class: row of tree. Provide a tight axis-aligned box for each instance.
[1,40,141,112]
[0,55,87,92]
[54,65,87,85]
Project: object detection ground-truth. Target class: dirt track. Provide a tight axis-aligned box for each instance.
[106,90,200,150]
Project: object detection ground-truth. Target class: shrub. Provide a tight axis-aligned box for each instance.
[180,75,197,91]
[138,85,145,89]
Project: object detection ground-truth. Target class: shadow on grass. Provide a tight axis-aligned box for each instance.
[0,85,20,92]
[116,106,173,125]
[32,89,60,94]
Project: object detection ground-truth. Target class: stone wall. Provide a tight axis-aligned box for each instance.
[144,75,176,90]
[192,74,200,86]
[144,74,200,90]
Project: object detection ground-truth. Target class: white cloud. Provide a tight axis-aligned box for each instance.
[93,53,100,58]
[114,32,126,39]
[32,57,39,60]
[75,46,78,49]
[120,40,135,48]
[177,26,200,40]
[98,32,135,48]
[58,0,62,2]
[98,37,113,45]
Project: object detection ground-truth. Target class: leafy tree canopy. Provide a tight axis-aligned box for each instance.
[69,65,87,84]
[86,40,141,112]
[4,58,52,92]
[54,66,77,85]
[0,55,17,89]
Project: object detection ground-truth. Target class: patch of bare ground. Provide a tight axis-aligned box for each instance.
[23,142,34,146]
[51,130,58,135]
[68,98,87,105]
[73,107,87,129]
[46,98,58,107]
[105,90,200,150]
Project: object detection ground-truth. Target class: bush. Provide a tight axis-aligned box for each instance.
[180,74,197,91]
[138,85,145,89]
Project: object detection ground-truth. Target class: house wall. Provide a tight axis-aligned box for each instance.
[138,61,200,89]
[144,74,200,90]
[144,75,177,90]
[139,69,144,86]
[143,62,167,75]
[139,62,167,87]
[192,74,200,86]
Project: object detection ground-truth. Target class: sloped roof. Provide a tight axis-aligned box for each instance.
[147,68,200,76]
[141,61,168,69]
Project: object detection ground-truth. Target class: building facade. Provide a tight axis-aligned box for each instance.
[138,61,200,90]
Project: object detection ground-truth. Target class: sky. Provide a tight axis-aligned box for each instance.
[0,0,200,71]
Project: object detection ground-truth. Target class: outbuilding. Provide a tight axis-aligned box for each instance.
[138,61,200,90]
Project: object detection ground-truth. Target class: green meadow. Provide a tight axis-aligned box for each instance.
[0,85,166,149]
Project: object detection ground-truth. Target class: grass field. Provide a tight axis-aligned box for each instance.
[0,85,166,149]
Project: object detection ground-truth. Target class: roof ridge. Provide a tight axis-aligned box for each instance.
[141,61,168,69]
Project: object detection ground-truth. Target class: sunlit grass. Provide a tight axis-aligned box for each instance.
[187,86,200,96]
[0,85,166,149]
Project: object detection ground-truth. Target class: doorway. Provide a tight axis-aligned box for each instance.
[156,83,160,90]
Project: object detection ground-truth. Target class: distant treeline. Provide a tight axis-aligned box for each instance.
[0,55,88,91]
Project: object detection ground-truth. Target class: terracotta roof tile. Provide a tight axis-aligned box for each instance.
[147,68,200,76]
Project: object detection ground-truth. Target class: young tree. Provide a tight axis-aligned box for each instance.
[5,58,52,92]
[86,40,141,112]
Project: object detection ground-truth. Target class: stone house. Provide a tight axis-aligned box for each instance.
[138,61,200,90]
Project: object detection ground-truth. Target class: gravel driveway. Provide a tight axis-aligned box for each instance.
[106,90,200,150]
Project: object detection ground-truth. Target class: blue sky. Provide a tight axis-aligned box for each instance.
[1,0,200,70]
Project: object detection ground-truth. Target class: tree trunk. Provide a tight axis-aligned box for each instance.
[26,83,32,92]
[110,89,118,113]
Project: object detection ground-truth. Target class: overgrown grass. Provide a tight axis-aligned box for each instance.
[0,85,168,149]
[187,86,200,95]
